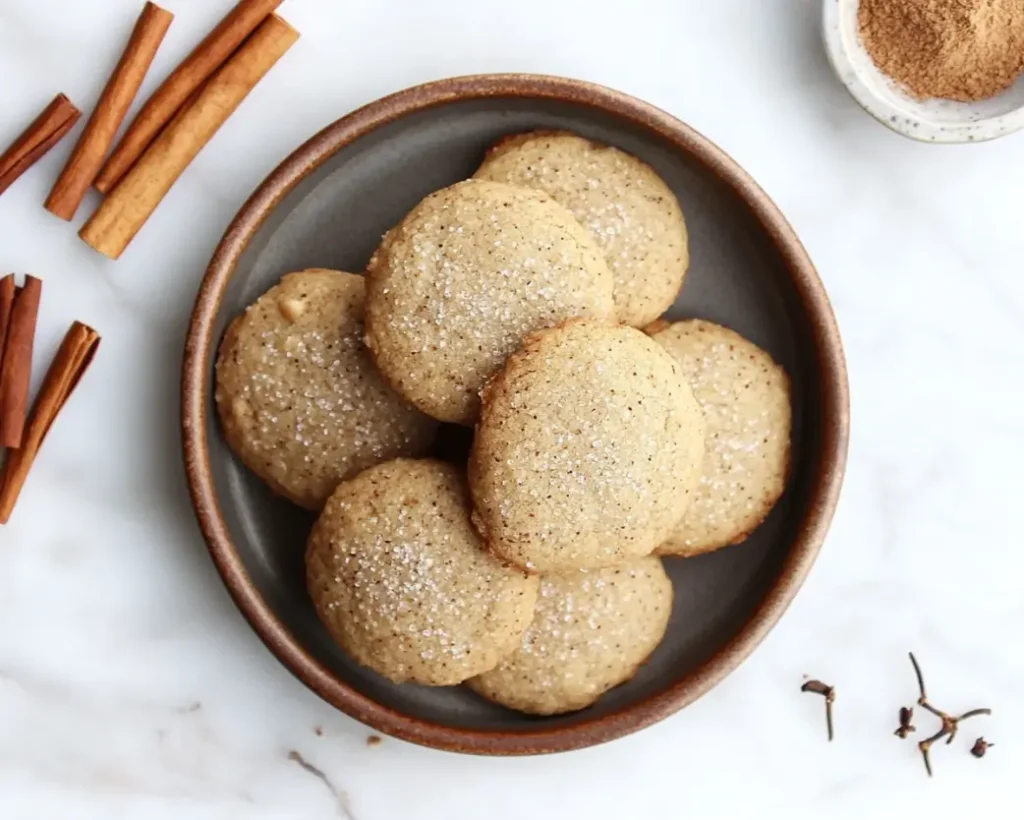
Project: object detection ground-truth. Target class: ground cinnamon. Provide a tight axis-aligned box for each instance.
[0,276,42,449]
[859,0,1024,102]
[0,322,100,525]
[44,2,173,220]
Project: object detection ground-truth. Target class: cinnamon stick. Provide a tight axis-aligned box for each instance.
[0,276,17,414]
[44,2,173,221]
[0,275,16,359]
[0,94,81,198]
[0,276,43,449]
[95,0,284,193]
[0,322,100,525]
[80,15,299,260]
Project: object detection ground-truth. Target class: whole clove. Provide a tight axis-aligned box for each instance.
[801,679,835,742]
[970,737,994,759]
[907,653,991,777]
[894,706,916,739]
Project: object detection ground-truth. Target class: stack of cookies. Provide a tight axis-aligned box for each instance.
[216,131,791,715]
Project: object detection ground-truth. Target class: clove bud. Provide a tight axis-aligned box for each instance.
[801,679,835,742]
[894,706,916,739]
[970,737,994,759]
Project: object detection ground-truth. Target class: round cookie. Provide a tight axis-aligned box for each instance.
[306,459,539,686]
[468,557,673,715]
[469,320,706,573]
[474,130,688,327]
[364,179,615,425]
[215,269,437,510]
[649,319,791,556]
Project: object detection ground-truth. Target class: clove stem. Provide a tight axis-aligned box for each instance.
[918,727,947,777]
[909,651,927,701]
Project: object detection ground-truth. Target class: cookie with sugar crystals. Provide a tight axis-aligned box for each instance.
[215,269,437,510]
[306,459,539,686]
[474,130,688,327]
[468,557,672,715]
[364,179,615,425]
[648,319,791,556]
[469,320,706,573]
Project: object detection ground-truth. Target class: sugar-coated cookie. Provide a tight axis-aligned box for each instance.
[469,320,706,573]
[215,269,437,509]
[468,557,672,715]
[649,319,791,556]
[306,459,539,686]
[364,179,615,425]
[474,131,688,327]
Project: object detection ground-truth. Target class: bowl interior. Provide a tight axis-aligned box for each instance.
[205,95,827,736]
[828,0,1024,141]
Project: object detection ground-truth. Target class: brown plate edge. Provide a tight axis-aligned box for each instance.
[181,73,851,756]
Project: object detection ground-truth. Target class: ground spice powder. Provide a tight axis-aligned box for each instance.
[859,0,1024,102]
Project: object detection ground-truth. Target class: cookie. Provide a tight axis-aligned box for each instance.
[364,179,615,425]
[306,459,539,686]
[474,131,688,327]
[469,320,706,573]
[649,319,791,556]
[215,269,437,510]
[468,557,672,715]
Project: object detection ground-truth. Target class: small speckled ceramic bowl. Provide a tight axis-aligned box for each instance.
[824,0,1024,143]
[183,74,849,755]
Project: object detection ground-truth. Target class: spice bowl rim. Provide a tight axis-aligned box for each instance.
[823,0,1024,144]
[181,72,850,755]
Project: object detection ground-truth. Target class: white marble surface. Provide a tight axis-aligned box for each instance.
[1,0,1022,817]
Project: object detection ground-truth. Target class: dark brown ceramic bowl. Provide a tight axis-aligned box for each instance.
[182,74,849,755]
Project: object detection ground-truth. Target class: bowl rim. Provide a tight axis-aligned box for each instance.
[182,72,850,755]
[822,0,1024,144]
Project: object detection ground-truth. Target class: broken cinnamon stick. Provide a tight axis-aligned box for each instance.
[0,276,43,449]
[80,14,299,259]
[95,0,284,193]
[44,2,174,221]
[0,94,81,198]
[0,322,100,525]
